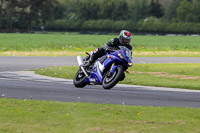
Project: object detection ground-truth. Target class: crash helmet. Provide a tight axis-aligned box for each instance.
[119,30,132,45]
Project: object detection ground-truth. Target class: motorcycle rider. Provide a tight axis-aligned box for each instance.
[84,30,132,68]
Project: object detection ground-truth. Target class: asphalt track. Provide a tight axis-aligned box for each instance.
[0,57,200,108]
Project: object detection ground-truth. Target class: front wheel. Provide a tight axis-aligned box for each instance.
[102,66,124,89]
[73,69,87,88]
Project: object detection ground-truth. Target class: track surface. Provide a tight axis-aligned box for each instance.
[1,56,200,71]
[0,57,200,108]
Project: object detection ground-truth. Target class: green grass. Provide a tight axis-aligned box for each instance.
[0,33,200,56]
[0,33,111,51]
[133,35,200,51]
[123,63,200,90]
[1,98,200,133]
[34,63,200,90]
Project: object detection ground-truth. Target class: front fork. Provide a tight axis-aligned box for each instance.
[108,63,117,76]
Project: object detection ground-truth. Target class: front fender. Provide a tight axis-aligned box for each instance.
[110,65,120,75]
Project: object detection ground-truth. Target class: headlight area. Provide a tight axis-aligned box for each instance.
[118,52,133,67]
[128,62,133,66]
[118,52,124,59]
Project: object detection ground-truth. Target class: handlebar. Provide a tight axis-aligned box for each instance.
[106,47,119,52]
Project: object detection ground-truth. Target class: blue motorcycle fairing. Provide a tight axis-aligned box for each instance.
[104,53,123,68]
[84,55,123,84]
[84,46,132,85]
[89,54,122,83]
[90,61,103,83]
[104,53,125,75]
[84,62,103,84]
[84,77,90,83]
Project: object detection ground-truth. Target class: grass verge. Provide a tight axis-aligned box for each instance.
[0,33,200,57]
[1,50,200,57]
[34,63,200,90]
[0,98,200,133]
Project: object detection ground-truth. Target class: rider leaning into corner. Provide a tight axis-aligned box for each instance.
[84,30,132,68]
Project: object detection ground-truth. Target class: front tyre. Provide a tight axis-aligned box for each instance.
[73,69,87,88]
[102,66,124,89]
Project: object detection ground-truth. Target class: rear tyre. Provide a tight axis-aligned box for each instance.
[102,66,124,89]
[73,70,87,88]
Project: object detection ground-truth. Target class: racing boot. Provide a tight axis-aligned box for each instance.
[83,48,105,68]
[83,60,93,68]
[83,54,95,68]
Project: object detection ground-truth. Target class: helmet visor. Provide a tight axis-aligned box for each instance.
[124,39,130,43]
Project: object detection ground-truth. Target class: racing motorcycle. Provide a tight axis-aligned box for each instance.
[73,46,133,89]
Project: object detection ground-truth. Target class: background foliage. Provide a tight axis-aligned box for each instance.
[0,0,200,34]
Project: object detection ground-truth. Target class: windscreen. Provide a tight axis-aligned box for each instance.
[119,46,132,60]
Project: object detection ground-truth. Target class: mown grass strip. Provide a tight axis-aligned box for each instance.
[34,63,200,90]
[1,50,200,57]
[0,33,200,57]
[0,98,200,133]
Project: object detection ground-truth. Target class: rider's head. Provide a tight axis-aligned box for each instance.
[119,30,132,45]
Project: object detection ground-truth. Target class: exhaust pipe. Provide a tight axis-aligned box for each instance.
[77,56,89,77]
[77,56,84,66]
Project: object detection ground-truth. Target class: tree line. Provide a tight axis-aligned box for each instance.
[0,0,200,33]
[0,0,58,32]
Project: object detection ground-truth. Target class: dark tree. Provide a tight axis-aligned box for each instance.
[129,0,149,22]
[78,0,100,20]
[149,0,164,18]
[111,0,128,20]
[4,0,19,32]
[98,0,114,19]
[0,0,3,19]
[164,0,181,22]
[27,0,59,30]
[192,0,200,22]
[176,0,193,22]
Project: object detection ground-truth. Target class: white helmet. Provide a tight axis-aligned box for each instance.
[119,30,132,45]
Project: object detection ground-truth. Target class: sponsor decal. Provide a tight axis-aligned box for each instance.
[97,61,105,72]
[95,61,103,79]
[94,48,98,53]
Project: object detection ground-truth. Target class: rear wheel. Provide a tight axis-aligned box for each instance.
[73,69,87,88]
[102,66,124,89]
